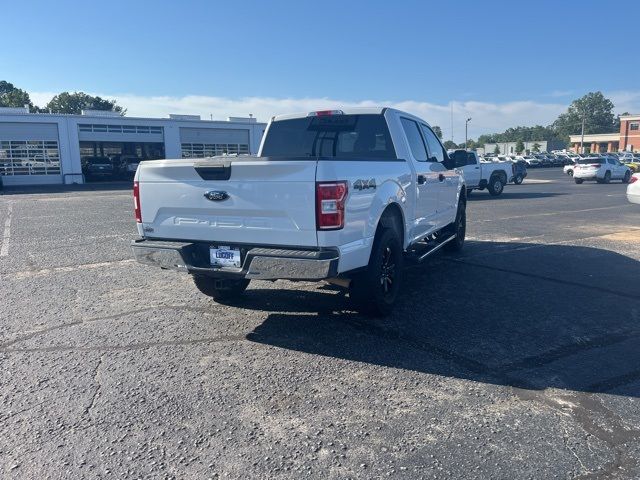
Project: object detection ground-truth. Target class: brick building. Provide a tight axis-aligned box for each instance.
[619,114,640,152]
[569,114,640,153]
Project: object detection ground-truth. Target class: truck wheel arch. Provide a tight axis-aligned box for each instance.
[377,203,405,249]
[493,170,508,184]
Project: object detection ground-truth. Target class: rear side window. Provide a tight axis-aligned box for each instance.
[261,114,396,159]
[421,125,445,163]
[400,118,428,161]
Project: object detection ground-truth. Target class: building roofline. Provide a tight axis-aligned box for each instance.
[0,111,266,125]
[569,132,619,142]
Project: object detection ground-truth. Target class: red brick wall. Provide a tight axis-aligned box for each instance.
[620,119,640,152]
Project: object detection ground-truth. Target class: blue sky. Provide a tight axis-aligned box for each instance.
[2,0,639,140]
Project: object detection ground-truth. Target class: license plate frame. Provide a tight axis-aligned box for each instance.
[210,246,241,268]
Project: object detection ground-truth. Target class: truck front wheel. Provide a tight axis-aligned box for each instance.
[350,228,403,317]
[444,200,466,253]
[193,276,250,301]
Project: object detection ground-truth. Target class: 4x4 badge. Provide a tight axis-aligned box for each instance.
[353,178,376,191]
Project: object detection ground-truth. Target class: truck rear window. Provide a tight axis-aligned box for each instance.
[577,158,604,164]
[261,114,397,159]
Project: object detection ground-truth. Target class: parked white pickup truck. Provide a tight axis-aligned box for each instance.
[132,108,467,316]
[448,149,513,196]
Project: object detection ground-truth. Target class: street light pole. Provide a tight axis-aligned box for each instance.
[580,115,585,154]
[465,118,472,149]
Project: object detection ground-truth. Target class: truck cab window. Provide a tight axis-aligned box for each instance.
[400,118,428,161]
[420,125,445,163]
[261,114,396,159]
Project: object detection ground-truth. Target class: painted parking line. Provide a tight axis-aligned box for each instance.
[0,202,13,257]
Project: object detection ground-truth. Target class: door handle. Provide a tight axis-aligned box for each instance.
[438,174,445,182]
[418,174,426,185]
[474,166,480,169]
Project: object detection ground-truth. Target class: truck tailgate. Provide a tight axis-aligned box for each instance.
[138,158,318,247]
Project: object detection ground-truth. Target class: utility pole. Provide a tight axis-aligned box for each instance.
[450,103,454,143]
[465,118,472,150]
[580,115,585,154]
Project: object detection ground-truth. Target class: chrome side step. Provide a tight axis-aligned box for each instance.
[407,234,457,263]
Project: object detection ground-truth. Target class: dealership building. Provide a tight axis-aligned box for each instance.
[0,107,266,186]
[569,114,640,154]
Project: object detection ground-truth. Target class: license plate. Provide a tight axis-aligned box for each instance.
[210,246,241,268]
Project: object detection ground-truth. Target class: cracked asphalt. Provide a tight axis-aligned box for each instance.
[1,168,640,479]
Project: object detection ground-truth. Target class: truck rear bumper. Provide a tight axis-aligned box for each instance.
[131,239,339,281]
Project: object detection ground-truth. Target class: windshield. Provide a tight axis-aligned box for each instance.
[261,114,396,159]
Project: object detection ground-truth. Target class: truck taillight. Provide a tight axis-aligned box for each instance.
[630,176,638,184]
[316,181,348,230]
[133,181,142,223]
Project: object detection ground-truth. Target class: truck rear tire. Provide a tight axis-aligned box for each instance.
[444,200,466,253]
[513,174,523,185]
[488,176,505,196]
[193,276,250,301]
[349,227,403,317]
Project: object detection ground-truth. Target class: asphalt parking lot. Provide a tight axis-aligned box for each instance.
[1,168,639,479]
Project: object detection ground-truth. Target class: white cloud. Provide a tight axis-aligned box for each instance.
[608,90,640,116]
[28,90,640,143]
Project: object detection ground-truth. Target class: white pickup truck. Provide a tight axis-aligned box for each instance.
[132,108,466,316]
[448,149,513,196]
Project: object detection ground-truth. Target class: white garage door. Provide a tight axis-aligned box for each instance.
[0,122,61,177]
[180,128,250,157]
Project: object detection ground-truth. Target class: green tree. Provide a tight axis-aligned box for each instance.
[552,92,616,140]
[432,125,443,139]
[515,140,525,154]
[532,142,541,153]
[443,140,457,150]
[493,144,501,155]
[465,139,480,150]
[46,91,125,115]
[0,80,33,109]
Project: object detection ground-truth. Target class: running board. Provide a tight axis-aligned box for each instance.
[407,235,456,264]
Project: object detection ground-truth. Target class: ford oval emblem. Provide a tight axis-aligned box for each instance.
[204,191,229,201]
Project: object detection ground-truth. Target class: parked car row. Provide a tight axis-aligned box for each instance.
[482,153,576,168]
[81,155,144,180]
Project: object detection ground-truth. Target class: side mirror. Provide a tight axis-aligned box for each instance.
[442,155,456,170]
[449,151,467,168]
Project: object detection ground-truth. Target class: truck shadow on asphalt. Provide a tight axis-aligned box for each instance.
[468,191,566,201]
[244,241,640,397]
